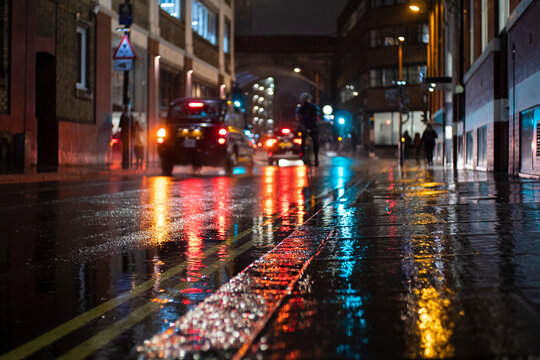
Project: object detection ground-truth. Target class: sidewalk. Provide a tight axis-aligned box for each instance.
[247,163,540,358]
[0,163,161,185]
[140,161,540,359]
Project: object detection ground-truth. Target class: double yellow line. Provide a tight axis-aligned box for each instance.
[1,175,360,360]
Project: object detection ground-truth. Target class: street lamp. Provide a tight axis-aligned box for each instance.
[409,5,420,12]
[294,67,301,73]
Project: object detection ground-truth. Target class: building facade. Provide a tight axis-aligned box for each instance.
[0,0,234,171]
[336,0,428,153]
[506,0,540,177]
[428,0,539,176]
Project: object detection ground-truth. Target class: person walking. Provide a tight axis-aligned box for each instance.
[402,131,412,160]
[421,124,438,166]
[132,117,145,169]
[296,92,321,166]
[413,132,422,161]
[119,106,131,169]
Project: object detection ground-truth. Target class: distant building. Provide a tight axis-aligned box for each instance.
[335,0,428,153]
[234,0,343,136]
[0,0,234,171]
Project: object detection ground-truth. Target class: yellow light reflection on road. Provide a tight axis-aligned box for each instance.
[416,287,454,358]
[399,169,455,359]
[149,176,172,245]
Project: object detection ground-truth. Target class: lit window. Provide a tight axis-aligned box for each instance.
[192,0,217,45]
[76,26,87,90]
[159,0,181,19]
[223,21,230,54]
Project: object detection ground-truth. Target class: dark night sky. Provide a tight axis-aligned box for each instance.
[236,0,348,36]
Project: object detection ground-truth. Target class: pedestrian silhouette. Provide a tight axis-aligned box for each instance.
[402,131,412,160]
[421,124,438,166]
[413,132,422,161]
[132,117,144,169]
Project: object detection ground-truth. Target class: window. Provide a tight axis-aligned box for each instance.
[367,65,425,88]
[369,29,382,47]
[159,68,182,107]
[382,68,395,87]
[223,20,230,54]
[481,0,488,51]
[192,0,217,45]
[383,27,398,46]
[407,65,424,85]
[160,0,181,19]
[477,125,487,167]
[76,26,88,90]
[421,24,429,43]
[368,24,429,48]
[499,0,510,32]
[466,130,474,164]
[370,69,382,88]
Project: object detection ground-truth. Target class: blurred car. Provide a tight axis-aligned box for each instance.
[265,127,302,165]
[157,98,254,175]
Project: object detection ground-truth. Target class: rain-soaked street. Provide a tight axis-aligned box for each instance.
[2,156,540,359]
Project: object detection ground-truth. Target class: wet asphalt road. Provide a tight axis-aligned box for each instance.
[0,155,360,359]
[2,156,540,359]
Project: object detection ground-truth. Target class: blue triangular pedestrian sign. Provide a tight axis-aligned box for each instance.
[113,35,136,59]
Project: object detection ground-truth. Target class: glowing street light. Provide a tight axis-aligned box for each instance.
[409,4,420,11]
[294,67,301,73]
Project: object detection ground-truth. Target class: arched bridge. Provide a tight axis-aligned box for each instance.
[235,36,336,97]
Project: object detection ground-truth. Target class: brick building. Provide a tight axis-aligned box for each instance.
[429,0,538,176]
[507,0,540,176]
[336,0,428,153]
[0,0,234,171]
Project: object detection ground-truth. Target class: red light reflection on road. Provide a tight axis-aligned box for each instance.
[181,179,205,284]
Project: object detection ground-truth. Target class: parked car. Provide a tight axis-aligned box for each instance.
[265,126,302,165]
[157,98,254,175]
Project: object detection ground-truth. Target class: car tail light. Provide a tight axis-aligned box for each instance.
[188,102,204,108]
[293,138,302,145]
[218,138,226,145]
[218,128,227,136]
[266,139,277,147]
[281,128,291,135]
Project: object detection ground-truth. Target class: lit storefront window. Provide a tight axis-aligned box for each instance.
[159,0,181,19]
[223,21,230,54]
[191,0,217,45]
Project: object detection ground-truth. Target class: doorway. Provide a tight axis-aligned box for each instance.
[36,52,58,172]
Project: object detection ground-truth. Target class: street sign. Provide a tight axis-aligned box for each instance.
[118,4,133,27]
[114,59,133,71]
[113,35,136,59]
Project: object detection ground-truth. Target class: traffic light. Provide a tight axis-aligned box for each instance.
[231,86,245,111]
[338,117,345,125]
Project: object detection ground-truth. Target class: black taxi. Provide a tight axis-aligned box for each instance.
[265,126,303,165]
[157,98,255,175]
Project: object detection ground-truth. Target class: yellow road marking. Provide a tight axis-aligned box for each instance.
[1,176,354,360]
[0,229,253,360]
[56,241,255,360]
